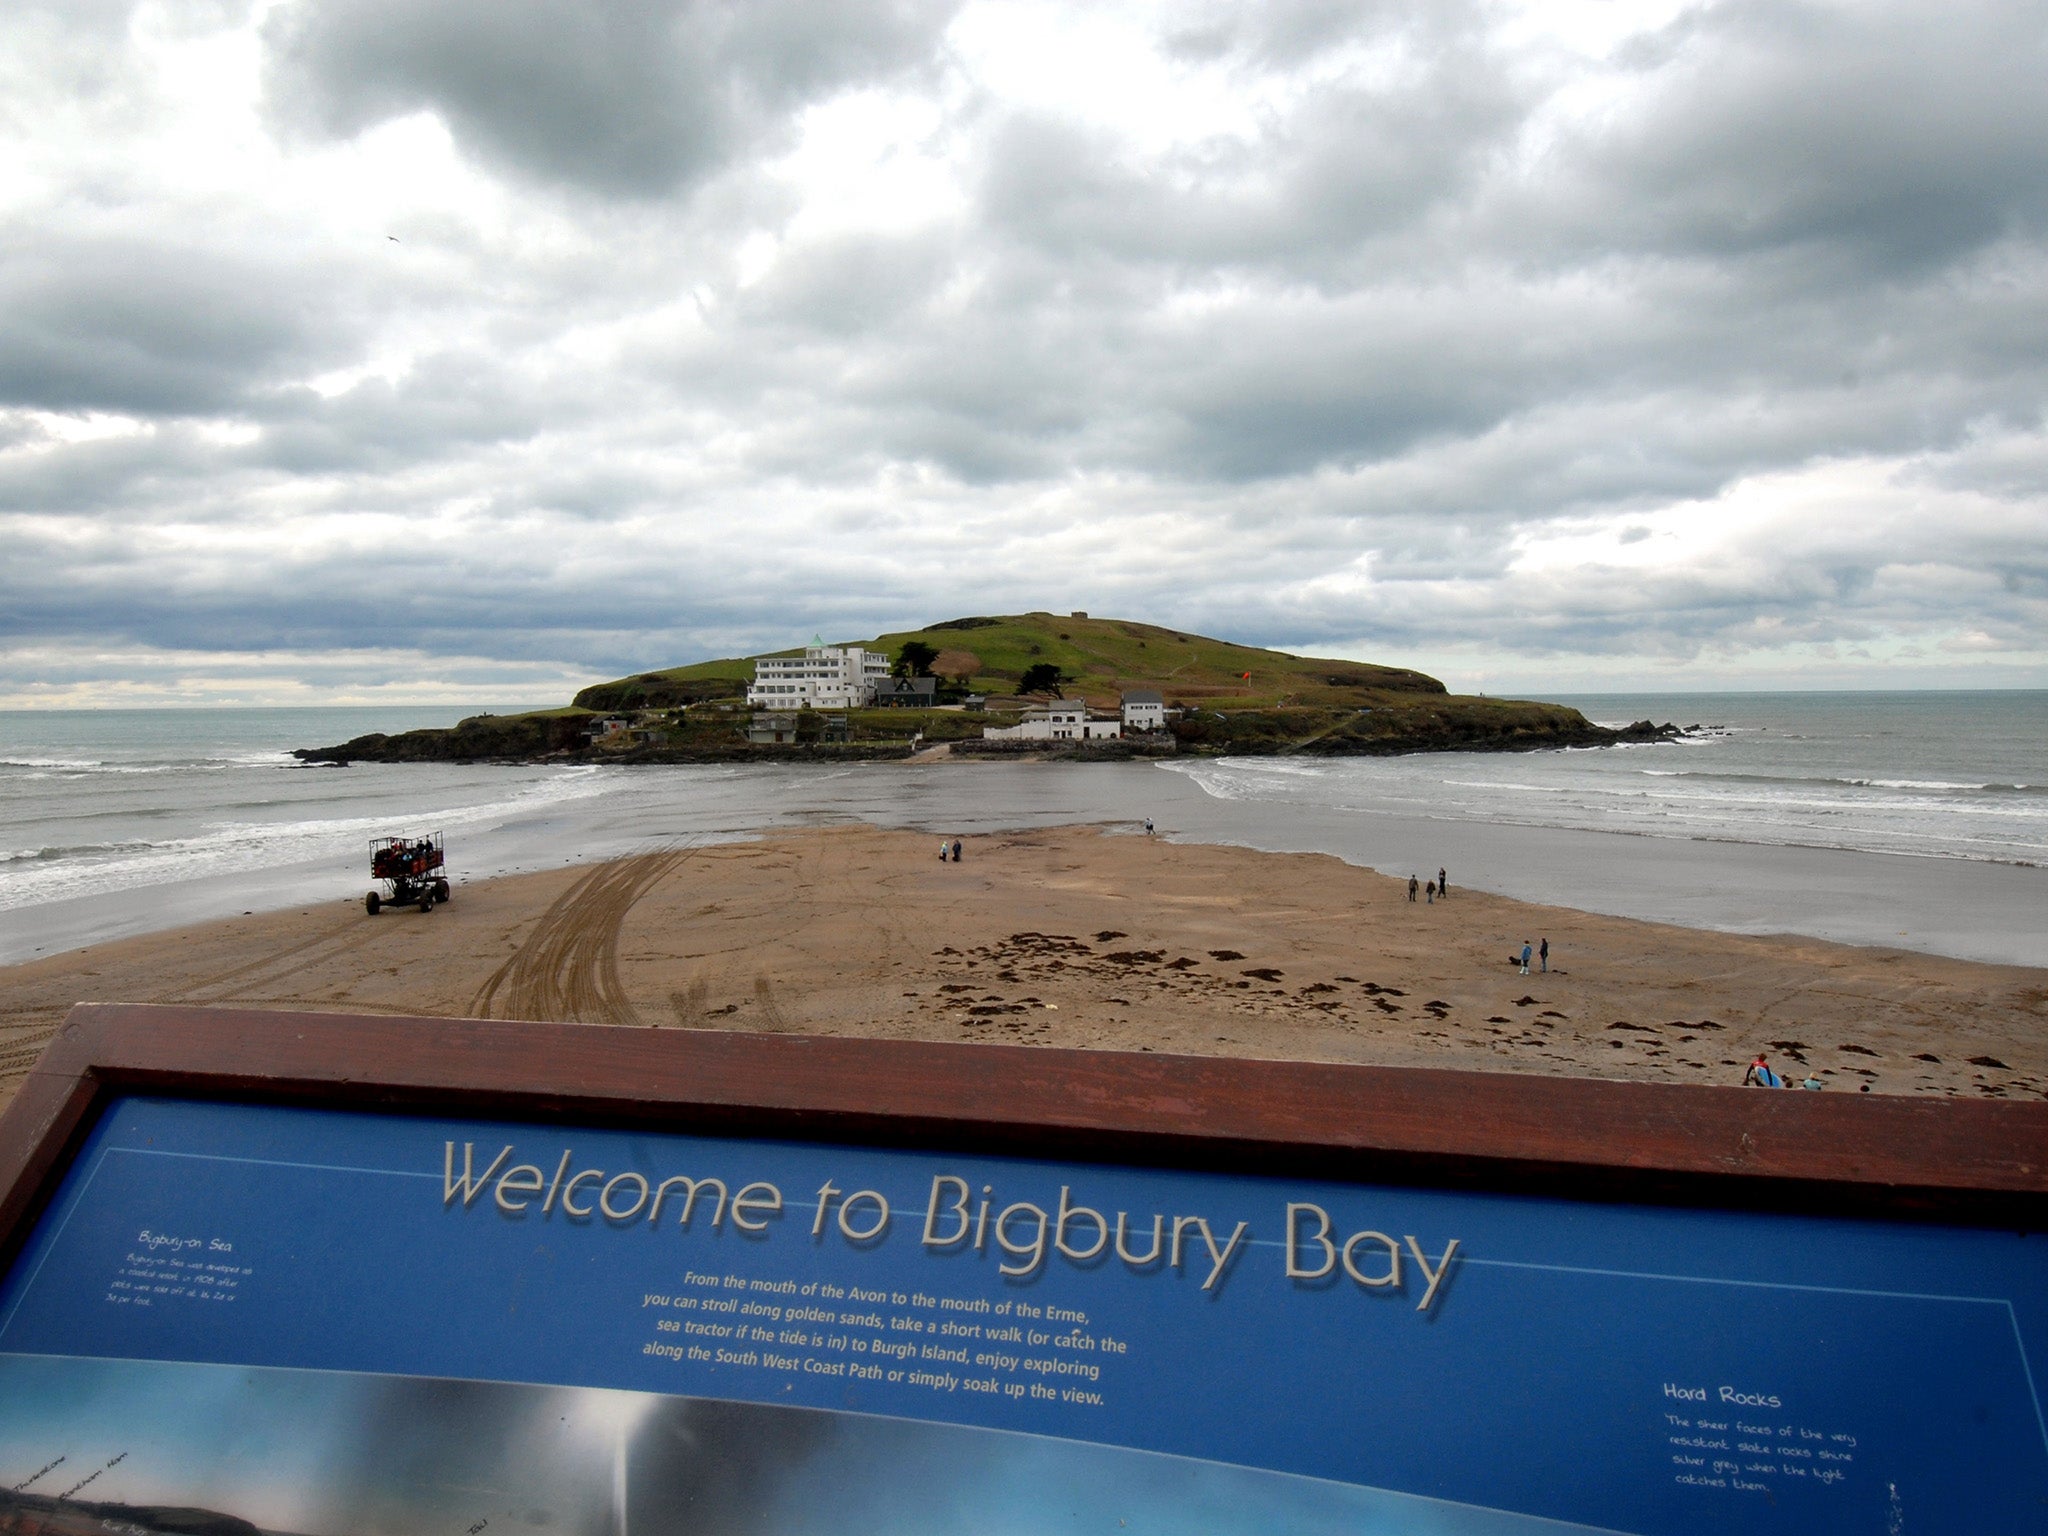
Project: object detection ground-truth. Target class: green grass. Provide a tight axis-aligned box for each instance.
[574,612,1447,713]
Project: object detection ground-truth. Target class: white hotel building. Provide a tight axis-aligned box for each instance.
[746,645,892,709]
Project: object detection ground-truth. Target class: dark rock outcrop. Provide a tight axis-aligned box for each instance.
[293,712,593,764]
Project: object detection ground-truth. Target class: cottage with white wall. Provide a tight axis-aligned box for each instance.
[746,645,891,709]
[1120,689,1165,732]
[982,700,1122,741]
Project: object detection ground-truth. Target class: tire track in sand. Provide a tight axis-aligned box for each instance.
[160,916,386,1005]
[471,846,695,1025]
[0,1011,67,1091]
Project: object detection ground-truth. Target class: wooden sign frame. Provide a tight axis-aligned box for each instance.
[5,1000,2048,1535]
[4,1000,2045,1273]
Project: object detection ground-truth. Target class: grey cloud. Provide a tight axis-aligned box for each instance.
[2,1,143,104]
[263,0,960,199]
[734,230,957,338]
[0,428,224,515]
[977,60,1522,272]
[6,0,2046,695]
[1166,0,1481,70]
[251,356,570,475]
[0,238,356,416]
[1920,423,2048,498]
[1569,2,2048,276]
[979,1,2048,294]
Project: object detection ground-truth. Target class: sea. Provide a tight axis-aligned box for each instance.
[3,692,2045,967]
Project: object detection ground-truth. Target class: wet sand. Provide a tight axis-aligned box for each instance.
[5,825,2043,1111]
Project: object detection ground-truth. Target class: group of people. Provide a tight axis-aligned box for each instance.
[372,837,438,879]
[1745,1054,1825,1090]
[1407,867,1451,903]
[937,838,962,862]
[1402,868,1557,975]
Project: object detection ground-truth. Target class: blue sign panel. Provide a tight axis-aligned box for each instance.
[1,1096,2043,1534]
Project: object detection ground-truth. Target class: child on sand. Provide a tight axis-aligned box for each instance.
[1744,1054,1784,1088]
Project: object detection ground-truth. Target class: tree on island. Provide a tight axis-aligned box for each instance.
[1018,662,1065,696]
[894,640,939,678]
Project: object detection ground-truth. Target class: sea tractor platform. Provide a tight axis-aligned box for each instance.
[366,832,450,915]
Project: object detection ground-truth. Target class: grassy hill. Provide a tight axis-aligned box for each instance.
[571,612,1444,713]
[296,613,1669,763]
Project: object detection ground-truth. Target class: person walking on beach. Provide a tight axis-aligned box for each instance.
[1744,1054,1784,1088]
[1518,941,1532,974]
[939,838,949,861]
[1407,875,1419,902]
[1439,867,1448,898]
[1143,817,1154,835]
[951,839,962,862]
[1426,880,1435,904]
[1539,938,1549,973]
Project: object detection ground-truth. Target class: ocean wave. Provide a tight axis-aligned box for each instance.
[1438,778,1571,795]
[1503,779,2048,821]
[1161,751,2048,862]
[0,757,233,775]
[1639,768,2043,795]
[0,766,617,911]
[1851,777,2040,793]
[3,840,168,866]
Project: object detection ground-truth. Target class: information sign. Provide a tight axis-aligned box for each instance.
[1,1005,2044,1536]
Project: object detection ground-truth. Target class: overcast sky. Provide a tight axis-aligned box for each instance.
[3,0,2045,706]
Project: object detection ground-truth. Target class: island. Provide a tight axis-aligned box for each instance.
[295,612,1678,764]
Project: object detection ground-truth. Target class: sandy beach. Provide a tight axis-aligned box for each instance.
[4,825,2043,1111]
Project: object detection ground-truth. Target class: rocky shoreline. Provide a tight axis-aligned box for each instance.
[293,708,1682,766]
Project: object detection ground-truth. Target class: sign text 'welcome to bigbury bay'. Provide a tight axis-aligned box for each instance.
[442,1140,1462,1307]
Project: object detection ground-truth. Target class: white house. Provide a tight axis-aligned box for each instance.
[746,645,891,709]
[1120,689,1165,732]
[982,700,1122,742]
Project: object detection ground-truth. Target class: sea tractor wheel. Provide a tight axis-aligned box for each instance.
[433,878,451,903]
[365,891,381,916]
[418,888,434,913]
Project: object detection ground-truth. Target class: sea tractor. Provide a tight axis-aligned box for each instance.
[366,832,450,915]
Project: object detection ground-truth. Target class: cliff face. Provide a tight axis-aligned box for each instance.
[572,674,746,711]
[1167,699,1671,755]
[293,712,592,764]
